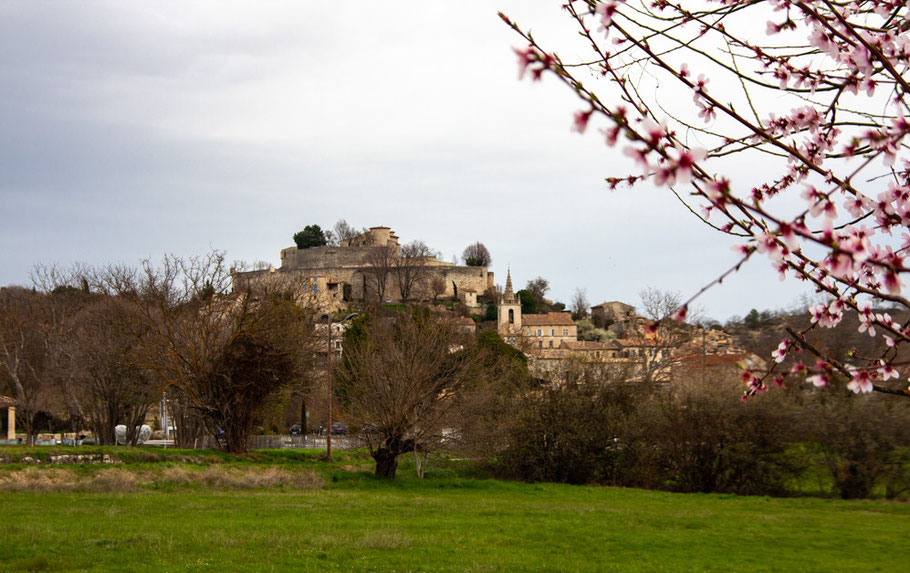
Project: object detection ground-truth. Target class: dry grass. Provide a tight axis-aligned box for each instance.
[0,465,323,493]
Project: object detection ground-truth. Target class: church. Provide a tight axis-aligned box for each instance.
[497,269,578,350]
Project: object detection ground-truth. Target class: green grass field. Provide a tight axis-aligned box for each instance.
[1,447,908,572]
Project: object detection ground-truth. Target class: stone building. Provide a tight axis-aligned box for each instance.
[233,226,494,311]
[497,269,577,350]
[522,314,578,350]
[591,300,637,332]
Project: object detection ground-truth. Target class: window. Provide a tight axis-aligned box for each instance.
[301,285,308,292]
[550,328,555,336]
[548,340,553,348]
[536,329,542,336]
[563,328,568,336]
[538,341,543,349]
[508,309,514,324]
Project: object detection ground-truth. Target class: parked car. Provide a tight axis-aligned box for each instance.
[289,424,303,436]
[330,422,347,435]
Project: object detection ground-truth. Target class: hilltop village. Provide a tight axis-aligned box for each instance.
[234,226,765,381]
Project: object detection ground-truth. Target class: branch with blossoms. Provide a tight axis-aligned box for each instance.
[503,0,910,397]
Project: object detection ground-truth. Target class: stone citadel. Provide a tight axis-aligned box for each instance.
[232,226,494,312]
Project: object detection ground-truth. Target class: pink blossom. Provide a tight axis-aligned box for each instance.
[573,110,593,133]
[671,305,688,322]
[697,102,716,123]
[807,373,828,388]
[847,368,874,393]
[878,361,899,381]
[772,339,791,363]
[598,0,624,32]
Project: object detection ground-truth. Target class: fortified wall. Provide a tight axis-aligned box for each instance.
[234,226,494,310]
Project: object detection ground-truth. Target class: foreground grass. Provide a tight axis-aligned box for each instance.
[1,448,908,572]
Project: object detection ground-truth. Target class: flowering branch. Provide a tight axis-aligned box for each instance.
[506,0,910,398]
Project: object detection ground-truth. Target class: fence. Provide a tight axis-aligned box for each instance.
[194,434,362,450]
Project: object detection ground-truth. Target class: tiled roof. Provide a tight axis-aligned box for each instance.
[591,301,634,309]
[615,337,668,347]
[561,340,618,351]
[522,313,576,327]
[675,353,762,368]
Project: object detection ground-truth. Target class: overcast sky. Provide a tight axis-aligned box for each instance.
[0,1,812,322]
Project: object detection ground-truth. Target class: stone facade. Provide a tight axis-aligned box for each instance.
[497,269,577,350]
[234,226,494,309]
[521,314,578,350]
[497,270,522,340]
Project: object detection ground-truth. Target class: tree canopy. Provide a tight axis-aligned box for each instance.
[462,242,492,267]
[293,225,327,250]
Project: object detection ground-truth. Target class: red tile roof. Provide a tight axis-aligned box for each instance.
[522,313,576,327]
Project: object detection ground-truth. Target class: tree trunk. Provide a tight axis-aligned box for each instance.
[373,447,399,479]
[371,436,415,479]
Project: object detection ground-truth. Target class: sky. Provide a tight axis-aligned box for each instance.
[0,1,813,322]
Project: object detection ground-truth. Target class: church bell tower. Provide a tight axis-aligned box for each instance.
[497,268,521,338]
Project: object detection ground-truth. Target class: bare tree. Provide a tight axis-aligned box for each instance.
[0,287,57,445]
[639,287,706,325]
[430,276,447,303]
[638,287,683,322]
[525,277,550,308]
[336,311,485,478]
[66,295,158,445]
[362,244,396,303]
[462,242,492,267]
[393,240,434,301]
[571,287,590,320]
[137,251,317,452]
[330,219,362,246]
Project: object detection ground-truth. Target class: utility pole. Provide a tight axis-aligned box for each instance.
[325,313,334,460]
[323,311,358,461]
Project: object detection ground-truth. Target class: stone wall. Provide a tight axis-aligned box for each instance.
[280,245,384,270]
[236,263,493,306]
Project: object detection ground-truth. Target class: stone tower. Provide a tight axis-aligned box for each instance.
[497,268,521,337]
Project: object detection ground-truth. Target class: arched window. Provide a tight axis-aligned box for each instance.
[508,309,514,324]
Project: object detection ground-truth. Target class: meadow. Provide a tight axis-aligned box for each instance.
[1,447,908,572]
